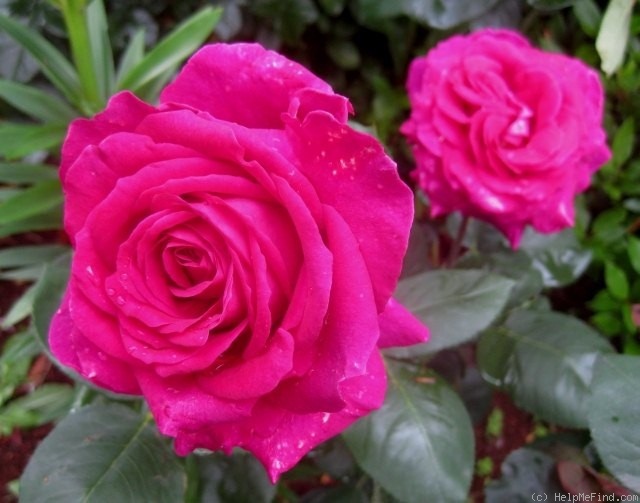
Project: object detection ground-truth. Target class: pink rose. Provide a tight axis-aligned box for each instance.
[50,43,428,480]
[401,29,610,247]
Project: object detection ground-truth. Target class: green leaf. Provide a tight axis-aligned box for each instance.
[58,0,102,112]
[0,179,62,226]
[386,269,514,356]
[591,207,628,247]
[478,309,614,428]
[352,0,404,26]
[0,244,69,281]
[0,14,81,103]
[628,236,640,274]
[0,330,40,406]
[354,0,501,29]
[528,0,575,9]
[604,261,629,300]
[589,290,620,312]
[457,250,544,307]
[0,187,21,201]
[0,28,39,82]
[344,362,474,503]
[596,0,636,75]
[116,28,145,85]
[319,0,347,15]
[85,0,115,104]
[20,403,187,502]
[252,0,319,44]
[612,117,635,167]
[0,162,58,184]
[0,206,62,238]
[519,228,592,288]
[0,265,47,281]
[591,311,623,337]
[411,0,501,29]
[0,123,66,159]
[0,245,68,270]
[303,485,369,503]
[0,80,77,123]
[573,0,602,37]
[117,6,222,93]
[0,383,74,435]
[133,66,179,104]
[588,354,640,492]
[195,450,276,503]
[31,254,71,351]
[1,283,38,328]
[485,448,563,500]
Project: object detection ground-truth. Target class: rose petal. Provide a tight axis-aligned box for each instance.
[197,329,294,400]
[50,292,139,394]
[172,350,386,482]
[377,297,430,348]
[285,110,414,312]
[160,43,335,129]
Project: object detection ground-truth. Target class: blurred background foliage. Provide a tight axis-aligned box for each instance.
[0,0,639,501]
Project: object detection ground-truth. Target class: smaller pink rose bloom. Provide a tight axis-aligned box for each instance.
[401,28,611,247]
[50,43,428,481]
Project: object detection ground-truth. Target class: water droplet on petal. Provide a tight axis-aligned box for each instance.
[106,288,115,296]
[116,296,126,306]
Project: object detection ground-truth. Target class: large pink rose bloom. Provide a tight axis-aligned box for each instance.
[50,43,428,480]
[401,29,610,247]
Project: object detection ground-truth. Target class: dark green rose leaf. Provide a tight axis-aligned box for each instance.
[485,448,563,501]
[354,0,500,29]
[588,354,640,492]
[519,228,592,288]
[20,403,186,502]
[527,0,575,9]
[479,309,614,428]
[344,362,474,503]
[194,450,275,503]
[386,269,514,357]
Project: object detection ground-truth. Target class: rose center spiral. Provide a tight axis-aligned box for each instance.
[504,106,533,147]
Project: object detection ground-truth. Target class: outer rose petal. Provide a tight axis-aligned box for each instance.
[172,351,387,482]
[402,29,610,248]
[285,105,414,311]
[378,298,430,349]
[50,292,140,394]
[160,43,340,129]
[60,92,156,181]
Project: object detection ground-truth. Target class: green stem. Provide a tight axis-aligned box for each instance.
[183,455,201,503]
[59,0,100,113]
[446,214,470,267]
